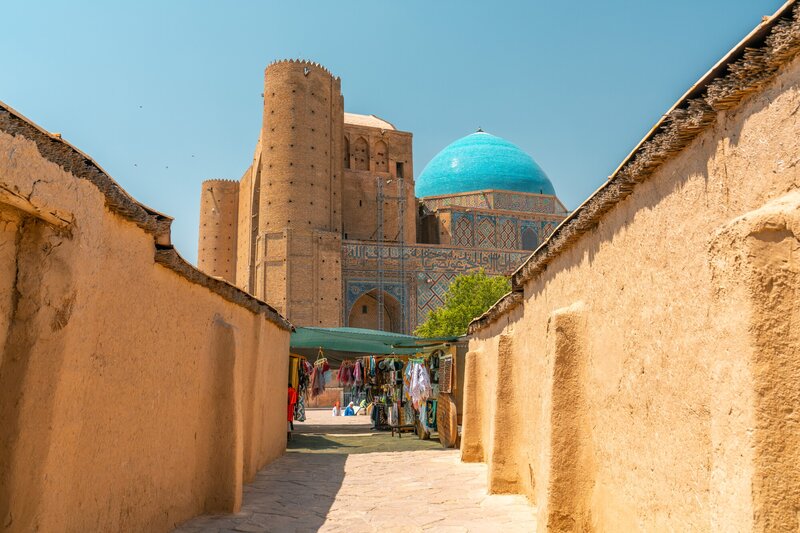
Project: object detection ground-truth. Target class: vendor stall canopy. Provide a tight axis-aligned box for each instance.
[291,327,459,364]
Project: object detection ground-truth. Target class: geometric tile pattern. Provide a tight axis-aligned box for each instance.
[342,243,528,273]
[494,192,557,214]
[342,242,530,330]
[497,218,517,249]
[421,193,491,211]
[421,191,565,215]
[475,216,496,249]
[415,272,457,325]
[452,213,474,247]
[340,202,567,330]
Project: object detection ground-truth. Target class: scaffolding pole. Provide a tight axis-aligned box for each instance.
[375,174,406,332]
[397,174,406,333]
[376,177,385,331]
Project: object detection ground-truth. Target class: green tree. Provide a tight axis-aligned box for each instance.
[414,269,511,337]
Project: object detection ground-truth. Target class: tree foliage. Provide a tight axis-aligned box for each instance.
[414,269,511,338]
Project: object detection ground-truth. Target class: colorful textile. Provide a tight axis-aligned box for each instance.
[287,386,298,422]
[311,363,328,398]
[409,362,432,409]
[294,394,306,422]
[426,399,437,430]
[403,401,416,426]
[403,363,413,402]
[295,360,310,421]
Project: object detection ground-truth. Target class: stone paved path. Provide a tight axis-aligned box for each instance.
[174,411,536,532]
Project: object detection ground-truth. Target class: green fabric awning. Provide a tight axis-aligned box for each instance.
[290,326,458,360]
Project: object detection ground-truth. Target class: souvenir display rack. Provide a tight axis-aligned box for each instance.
[289,344,459,448]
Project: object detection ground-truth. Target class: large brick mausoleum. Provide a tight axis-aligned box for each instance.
[197,60,567,332]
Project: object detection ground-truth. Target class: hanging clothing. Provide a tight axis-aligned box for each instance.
[403,363,413,402]
[289,357,300,390]
[287,386,298,423]
[311,362,329,399]
[387,403,399,426]
[294,359,310,421]
[403,400,415,426]
[294,394,306,422]
[426,399,438,430]
[409,362,432,409]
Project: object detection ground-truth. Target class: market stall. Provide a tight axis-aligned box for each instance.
[288,327,460,447]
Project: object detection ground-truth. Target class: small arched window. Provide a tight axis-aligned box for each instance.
[521,227,538,251]
[343,137,350,169]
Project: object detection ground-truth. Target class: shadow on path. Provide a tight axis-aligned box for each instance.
[174,452,347,533]
[289,432,443,455]
[175,424,446,532]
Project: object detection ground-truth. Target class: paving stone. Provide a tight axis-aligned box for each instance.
[233,523,267,533]
[175,413,536,532]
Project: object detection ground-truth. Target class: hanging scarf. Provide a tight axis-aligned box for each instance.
[311,360,329,399]
[294,360,311,421]
[409,362,432,409]
[403,362,413,402]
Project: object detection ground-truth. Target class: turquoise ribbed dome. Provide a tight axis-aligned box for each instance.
[415,131,555,198]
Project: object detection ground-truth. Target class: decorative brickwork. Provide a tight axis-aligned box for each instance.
[497,218,518,249]
[197,60,567,332]
[453,213,474,247]
[345,280,405,317]
[446,210,558,254]
[494,192,558,213]
[424,193,491,210]
[475,216,496,249]
[342,241,528,328]
[421,190,567,215]
[416,272,456,325]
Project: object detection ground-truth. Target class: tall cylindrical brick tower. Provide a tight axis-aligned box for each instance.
[252,60,344,326]
[197,179,239,283]
[259,60,344,235]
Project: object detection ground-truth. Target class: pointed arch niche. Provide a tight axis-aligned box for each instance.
[347,289,403,333]
[374,140,389,173]
[353,137,369,171]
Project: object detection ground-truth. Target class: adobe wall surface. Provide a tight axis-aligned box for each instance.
[0,208,19,368]
[463,50,800,531]
[0,106,291,533]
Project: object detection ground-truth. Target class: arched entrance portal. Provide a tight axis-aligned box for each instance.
[347,290,404,333]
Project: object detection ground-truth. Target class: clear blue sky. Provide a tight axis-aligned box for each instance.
[1,0,785,263]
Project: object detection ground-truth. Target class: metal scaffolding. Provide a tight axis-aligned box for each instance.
[374,174,406,332]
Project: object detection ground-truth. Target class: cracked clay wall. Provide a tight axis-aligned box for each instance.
[0,112,290,533]
[463,53,800,531]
